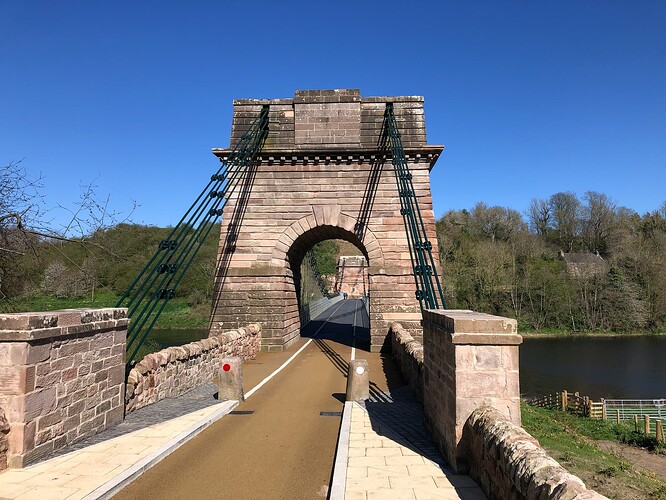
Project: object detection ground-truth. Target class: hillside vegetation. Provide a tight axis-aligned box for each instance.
[439,192,666,333]
[2,190,665,334]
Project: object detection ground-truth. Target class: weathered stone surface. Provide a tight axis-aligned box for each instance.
[465,406,607,500]
[211,90,443,352]
[213,357,244,401]
[0,408,9,471]
[390,322,423,401]
[345,359,369,402]
[390,312,604,500]
[125,323,260,414]
[0,308,127,470]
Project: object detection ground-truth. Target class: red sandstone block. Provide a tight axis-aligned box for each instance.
[0,366,33,395]
[8,422,36,453]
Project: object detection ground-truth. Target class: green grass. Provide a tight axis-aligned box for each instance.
[522,402,666,499]
[0,292,211,329]
[0,290,120,313]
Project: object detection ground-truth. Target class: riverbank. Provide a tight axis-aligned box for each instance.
[522,402,666,499]
[520,328,666,338]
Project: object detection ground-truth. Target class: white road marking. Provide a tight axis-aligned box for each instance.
[245,299,347,399]
[350,300,357,361]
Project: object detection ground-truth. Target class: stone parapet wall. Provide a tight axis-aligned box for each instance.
[390,312,604,499]
[0,308,128,469]
[0,408,9,470]
[389,322,423,402]
[465,406,607,499]
[125,324,260,414]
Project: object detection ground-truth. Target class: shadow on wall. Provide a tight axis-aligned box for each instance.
[209,162,259,329]
[354,151,386,241]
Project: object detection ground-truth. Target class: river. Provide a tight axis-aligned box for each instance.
[151,328,208,348]
[520,335,666,399]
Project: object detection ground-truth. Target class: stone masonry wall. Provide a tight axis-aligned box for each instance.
[125,323,260,414]
[389,322,424,402]
[211,89,442,353]
[390,318,605,499]
[465,406,607,499]
[423,309,522,473]
[0,308,127,469]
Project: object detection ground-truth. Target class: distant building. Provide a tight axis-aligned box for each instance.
[335,256,368,298]
[559,250,607,277]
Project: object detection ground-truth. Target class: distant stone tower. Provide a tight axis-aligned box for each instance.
[210,89,443,352]
[335,256,368,299]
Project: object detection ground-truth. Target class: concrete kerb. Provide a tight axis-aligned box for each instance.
[329,400,353,500]
[83,400,239,500]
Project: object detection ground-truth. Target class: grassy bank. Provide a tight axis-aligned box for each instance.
[522,402,666,499]
[0,292,211,329]
[520,326,666,337]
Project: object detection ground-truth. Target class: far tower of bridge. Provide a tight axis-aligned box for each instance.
[335,255,368,299]
[209,89,444,352]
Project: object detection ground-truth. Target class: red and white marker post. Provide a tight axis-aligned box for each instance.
[213,357,245,401]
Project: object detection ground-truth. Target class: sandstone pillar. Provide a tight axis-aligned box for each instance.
[422,309,522,473]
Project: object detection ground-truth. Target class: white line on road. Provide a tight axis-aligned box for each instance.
[351,300,357,361]
[245,299,347,399]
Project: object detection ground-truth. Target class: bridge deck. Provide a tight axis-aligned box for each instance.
[0,301,483,499]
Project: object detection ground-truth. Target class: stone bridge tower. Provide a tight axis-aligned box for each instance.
[210,89,443,352]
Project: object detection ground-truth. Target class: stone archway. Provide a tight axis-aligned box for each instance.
[270,213,381,348]
[209,89,443,352]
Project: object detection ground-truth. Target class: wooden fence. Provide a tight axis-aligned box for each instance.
[527,392,665,443]
[527,390,602,418]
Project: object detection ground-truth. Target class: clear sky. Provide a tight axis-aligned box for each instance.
[2,1,665,231]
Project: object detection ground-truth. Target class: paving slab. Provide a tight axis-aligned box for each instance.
[0,399,237,499]
[331,387,486,500]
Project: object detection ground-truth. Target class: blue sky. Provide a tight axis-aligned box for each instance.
[2,1,665,231]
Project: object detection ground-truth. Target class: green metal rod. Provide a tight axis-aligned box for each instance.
[382,103,446,310]
[117,109,267,307]
[123,107,269,361]
[126,138,265,354]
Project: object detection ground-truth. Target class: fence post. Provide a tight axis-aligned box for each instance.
[562,390,568,412]
[616,409,620,425]
[634,414,639,432]
[657,420,664,444]
[585,397,591,417]
[601,398,606,420]
[645,415,651,435]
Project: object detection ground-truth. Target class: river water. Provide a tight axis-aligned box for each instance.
[520,335,666,399]
[151,328,208,348]
[152,328,665,401]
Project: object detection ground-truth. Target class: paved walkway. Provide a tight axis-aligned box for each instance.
[341,390,485,499]
[0,397,237,499]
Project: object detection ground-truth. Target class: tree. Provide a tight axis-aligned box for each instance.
[549,192,582,251]
[581,191,617,255]
[469,202,526,242]
[1,160,136,300]
[527,198,551,236]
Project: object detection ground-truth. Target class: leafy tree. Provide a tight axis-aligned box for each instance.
[312,240,339,275]
[582,191,617,255]
[527,198,552,236]
[549,192,582,251]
